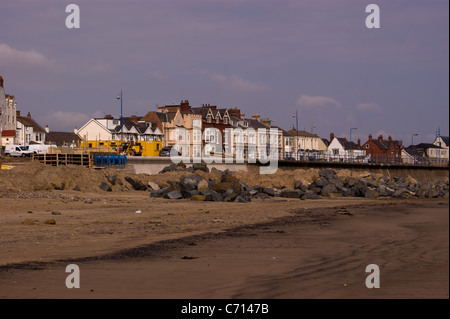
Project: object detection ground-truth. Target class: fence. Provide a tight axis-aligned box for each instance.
[278,151,448,167]
[33,153,128,168]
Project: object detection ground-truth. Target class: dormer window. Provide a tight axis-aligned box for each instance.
[207,115,212,124]
[223,117,228,125]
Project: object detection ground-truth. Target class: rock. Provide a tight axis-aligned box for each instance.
[415,187,428,198]
[305,192,320,200]
[192,163,209,173]
[365,189,379,199]
[54,182,65,190]
[190,195,207,201]
[52,211,62,215]
[223,189,239,202]
[253,192,270,199]
[396,178,411,189]
[147,181,160,191]
[197,180,209,192]
[281,189,302,198]
[99,182,112,192]
[392,188,410,198]
[234,195,249,203]
[311,177,329,188]
[318,169,337,180]
[107,175,117,185]
[21,219,35,225]
[165,190,183,199]
[263,188,275,196]
[150,187,169,198]
[180,175,203,190]
[344,176,358,188]
[407,175,418,185]
[203,190,223,202]
[320,183,339,197]
[73,185,81,192]
[44,219,56,225]
[211,182,233,193]
[125,176,147,191]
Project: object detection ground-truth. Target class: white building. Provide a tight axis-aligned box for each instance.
[326,133,367,162]
[77,115,163,142]
[15,111,46,145]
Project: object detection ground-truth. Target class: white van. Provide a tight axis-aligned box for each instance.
[4,145,35,157]
[28,144,50,155]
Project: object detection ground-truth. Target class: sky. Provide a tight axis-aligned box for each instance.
[0,0,448,145]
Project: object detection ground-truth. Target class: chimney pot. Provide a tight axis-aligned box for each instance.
[369,134,373,140]
[330,133,335,142]
[45,125,49,133]
[378,135,383,141]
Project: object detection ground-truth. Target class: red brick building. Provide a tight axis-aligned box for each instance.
[362,134,403,164]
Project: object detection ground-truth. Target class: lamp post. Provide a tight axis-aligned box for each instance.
[311,124,316,160]
[411,133,418,165]
[116,90,123,141]
[293,110,299,160]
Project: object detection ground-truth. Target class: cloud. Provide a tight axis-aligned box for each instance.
[0,43,59,71]
[37,111,98,132]
[356,102,383,112]
[296,94,341,110]
[211,73,269,92]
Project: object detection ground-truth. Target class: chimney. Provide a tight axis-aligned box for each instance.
[240,113,245,120]
[252,113,261,122]
[130,115,138,123]
[261,118,271,127]
[378,135,383,141]
[357,138,361,147]
[27,112,31,117]
[0,75,3,88]
[369,134,373,140]
[388,135,392,141]
[180,100,190,113]
[16,110,20,117]
[330,133,335,142]
[74,127,78,134]
[104,114,113,119]
[45,125,50,133]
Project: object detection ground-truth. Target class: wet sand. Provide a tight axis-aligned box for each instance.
[0,196,447,299]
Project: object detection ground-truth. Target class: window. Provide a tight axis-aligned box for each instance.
[333,149,339,155]
[193,120,201,128]
[207,115,212,124]
[223,117,228,125]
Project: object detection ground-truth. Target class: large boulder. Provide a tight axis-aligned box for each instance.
[281,189,303,198]
[125,176,147,191]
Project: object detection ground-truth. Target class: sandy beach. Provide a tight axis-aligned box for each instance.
[0,189,448,299]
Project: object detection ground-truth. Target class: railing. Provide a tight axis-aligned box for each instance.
[278,151,448,167]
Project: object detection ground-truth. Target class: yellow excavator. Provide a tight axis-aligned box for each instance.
[120,141,143,156]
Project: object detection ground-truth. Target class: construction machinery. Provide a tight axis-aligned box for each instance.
[80,140,162,156]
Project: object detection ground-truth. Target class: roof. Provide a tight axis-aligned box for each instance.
[365,138,402,150]
[336,137,364,150]
[272,125,293,137]
[46,132,81,146]
[1,130,15,137]
[17,115,46,133]
[438,136,449,146]
[246,118,270,130]
[287,128,318,138]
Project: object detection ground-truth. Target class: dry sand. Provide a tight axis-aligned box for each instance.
[0,160,448,299]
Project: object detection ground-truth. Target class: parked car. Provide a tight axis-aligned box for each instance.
[159,147,181,157]
[3,145,34,157]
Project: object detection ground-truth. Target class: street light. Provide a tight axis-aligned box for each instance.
[292,110,299,160]
[117,90,123,141]
[411,133,418,164]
